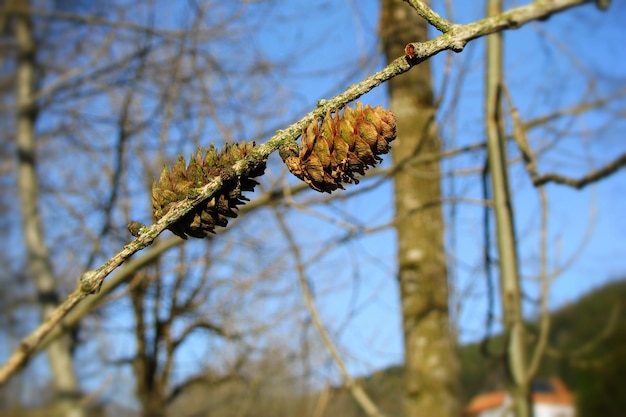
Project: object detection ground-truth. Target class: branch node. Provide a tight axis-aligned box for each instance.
[278,139,299,163]
[127,221,147,237]
[317,99,329,107]
[404,43,423,65]
[450,39,466,53]
[80,270,100,294]
[404,0,455,33]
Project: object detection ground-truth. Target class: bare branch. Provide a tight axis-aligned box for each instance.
[403,0,591,59]
[3,6,205,38]
[504,86,551,383]
[533,152,626,189]
[403,0,455,32]
[484,1,529,414]
[523,88,626,131]
[546,301,621,362]
[34,183,309,354]
[505,86,626,190]
[525,174,551,382]
[172,320,236,349]
[273,208,388,417]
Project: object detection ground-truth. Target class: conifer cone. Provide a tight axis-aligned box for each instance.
[152,142,265,239]
[284,102,396,193]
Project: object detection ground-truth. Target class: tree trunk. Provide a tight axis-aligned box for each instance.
[380,1,460,416]
[14,3,85,416]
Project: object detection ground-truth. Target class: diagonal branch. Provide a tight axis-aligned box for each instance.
[33,182,310,355]
[403,0,455,33]
[504,85,626,190]
[0,0,597,385]
[273,208,387,417]
[532,152,626,189]
[504,88,552,384]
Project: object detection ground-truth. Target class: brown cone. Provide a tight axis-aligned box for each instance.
[152,142,265,239]
[284,102,396,193]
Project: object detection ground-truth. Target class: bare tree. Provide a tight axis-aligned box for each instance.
[11,1,85,415]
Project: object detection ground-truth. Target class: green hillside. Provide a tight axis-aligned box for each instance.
[324,279,626,417]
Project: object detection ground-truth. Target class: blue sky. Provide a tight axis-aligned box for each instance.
[2,0,626,405]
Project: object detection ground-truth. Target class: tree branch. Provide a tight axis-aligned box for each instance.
[533,152,626,189]
[403,0,591,60]
[403,0,455,33]
[0,0,596,385]
[546,301,621,362]
[3,6,201,37]
[273,208,387,417]
[504,85,626,190]
[34,183,308,354]
[503,87,552,384]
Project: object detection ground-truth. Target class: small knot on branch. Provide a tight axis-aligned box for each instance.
[404,43,422,65]
[127,221,147,237]
[79,270,100,294]
[449,39,466,53]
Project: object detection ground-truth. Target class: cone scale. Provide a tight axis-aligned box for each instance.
[284,102,396,193]
[151,142,265,239]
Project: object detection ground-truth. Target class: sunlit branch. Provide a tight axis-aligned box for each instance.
[403,0,455,32]
[312,384,332,417]
[33,183,310,355]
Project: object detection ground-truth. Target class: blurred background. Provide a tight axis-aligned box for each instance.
[0,0,625,416]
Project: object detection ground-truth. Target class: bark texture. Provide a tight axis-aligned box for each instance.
[380,1,460,416]
[14,2,85,416]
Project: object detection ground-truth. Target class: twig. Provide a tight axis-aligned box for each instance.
[403,0,455,32]
[546,302,621,361]
[504,86,626,190]
[403,0,590,58]
[523,87,626,131]
[311,383,332,417]
[3,6,202,37]
[480,158,499,358]
[34,182,310,354]
[504,86,601,294]
[0,0,596,385]
[525,169,551,382]
[533,152,626,189]
[273,208,387,417]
